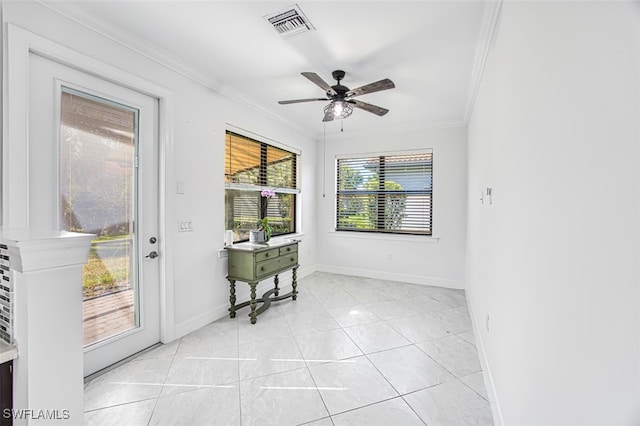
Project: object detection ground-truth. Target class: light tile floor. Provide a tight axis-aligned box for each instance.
[84,272,494,426]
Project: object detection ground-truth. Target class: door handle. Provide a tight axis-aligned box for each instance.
[145,251,159,259]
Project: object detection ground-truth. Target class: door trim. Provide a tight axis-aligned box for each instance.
[3,23,177,343]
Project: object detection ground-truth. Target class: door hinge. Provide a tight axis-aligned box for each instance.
[134,156,140,168]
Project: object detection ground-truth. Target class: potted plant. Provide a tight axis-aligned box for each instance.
[258,217,273,242]
[249,189,275,243]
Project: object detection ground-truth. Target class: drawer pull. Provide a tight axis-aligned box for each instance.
[265,253,269,257]
[291,257,295,262]
[261,266,265,271]
[286,247,291,252]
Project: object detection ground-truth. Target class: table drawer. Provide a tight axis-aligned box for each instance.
[255,253,298,279]
[256,248,280,263]
[279,245,298,256]
[279,253,298,269]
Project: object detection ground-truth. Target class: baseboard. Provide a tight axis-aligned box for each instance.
[171,265,456,341]
[295,264,316,281]
[315,264,465,290]
[172,303,229,340]
[466,287,505,426]
[172,264,317,340]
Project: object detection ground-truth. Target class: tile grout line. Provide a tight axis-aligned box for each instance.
[330,278,478,424]
[330,279,417,423]
[146,338,183,425]
[235,315,244,426]
[84,273,491,425]
[83,396,158,415]
[354,334,430,425]
[284,279,335,425]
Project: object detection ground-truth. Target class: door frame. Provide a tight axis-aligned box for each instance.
[3,23,176,343]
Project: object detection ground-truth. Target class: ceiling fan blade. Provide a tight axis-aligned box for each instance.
[278,98,329,105]
[349,99,389,116]
[346,78,395,98]
[302,72,337,96]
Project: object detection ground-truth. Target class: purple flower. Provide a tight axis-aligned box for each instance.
[261,189,276,198]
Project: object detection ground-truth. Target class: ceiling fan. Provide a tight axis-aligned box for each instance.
[278,70,395,122]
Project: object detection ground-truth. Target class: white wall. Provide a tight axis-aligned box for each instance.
[317,126,467,287]
[467,1,640,424]
[2,0,318,340]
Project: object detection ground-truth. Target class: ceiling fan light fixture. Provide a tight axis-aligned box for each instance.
[324,100,353,119]
[279,70,394,123]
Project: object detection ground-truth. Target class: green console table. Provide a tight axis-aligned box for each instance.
[225,239,299,324]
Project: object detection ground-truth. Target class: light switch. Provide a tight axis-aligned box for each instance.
[177,180,185,194]
[178,219,194,232]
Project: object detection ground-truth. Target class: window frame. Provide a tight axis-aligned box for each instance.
[335,150,433,236]
[224,129,300,243]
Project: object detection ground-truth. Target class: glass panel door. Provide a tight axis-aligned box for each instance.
[29,52,160,376]
[60,89,139,347]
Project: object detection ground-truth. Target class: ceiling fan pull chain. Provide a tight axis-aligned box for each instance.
[322,122,327,198]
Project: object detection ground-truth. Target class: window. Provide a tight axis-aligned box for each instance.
[225,130,299,242]
[336,151,433,235]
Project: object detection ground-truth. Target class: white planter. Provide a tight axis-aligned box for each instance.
[249,230,267,243]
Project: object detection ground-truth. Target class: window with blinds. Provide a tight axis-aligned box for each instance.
[336,151,433,235]
[225,130,298,242]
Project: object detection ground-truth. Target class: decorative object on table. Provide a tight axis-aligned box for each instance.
[257,217,273,242]
[249,189,276,243]
[249,230,267,243]
[225,230,234,246]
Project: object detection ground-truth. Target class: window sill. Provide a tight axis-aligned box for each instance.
[328,231,439,243]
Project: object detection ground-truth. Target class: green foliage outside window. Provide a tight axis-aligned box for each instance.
[225,131,298,242]
[336,152,433,235]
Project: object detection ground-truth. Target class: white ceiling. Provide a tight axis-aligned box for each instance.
[45,1,498,139]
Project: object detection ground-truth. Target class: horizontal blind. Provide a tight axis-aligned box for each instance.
[336,151,432,235]
[225,130,298,242]
[225,131,298,191]
[61,90,135,145]
[267,145,297,190]
[225,131,260,185]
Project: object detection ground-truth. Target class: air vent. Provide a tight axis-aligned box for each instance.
[265,4,315,37]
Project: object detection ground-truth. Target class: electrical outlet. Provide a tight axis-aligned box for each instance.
[486,187,493,204]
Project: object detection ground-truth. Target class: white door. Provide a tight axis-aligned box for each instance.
[29,52,160,376]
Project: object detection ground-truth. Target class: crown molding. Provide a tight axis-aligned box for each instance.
[34,1,221,91]
[463,0,503,123]
[322,119,468,142]
[34,0,317,142]
[33,0,493,145]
